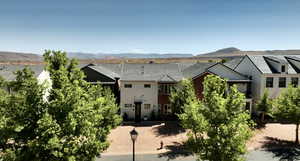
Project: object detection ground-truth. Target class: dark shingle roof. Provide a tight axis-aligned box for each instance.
[224,57,243,69]
[88,66,120,80]
[264,56,288,64]
[0,63,89,81]
[0,65,44,81]
[247,55,300,74]
[247,55,273,73]
[182,62,217,78]
[87,62,249,82]
[84,63,199,82]
[120,63,184,81]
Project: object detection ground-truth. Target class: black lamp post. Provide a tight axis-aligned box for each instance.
[130,128,138,161]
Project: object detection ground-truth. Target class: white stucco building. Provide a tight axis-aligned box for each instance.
[120,81,159,120]
[233,55,300,112]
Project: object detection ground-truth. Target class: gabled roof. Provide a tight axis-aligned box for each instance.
[85,62,249,82]
[182,62,217,78]
[285,56,300,73]
[207,63,249,80]
[0,63,90,81]
[247,55,272,73]
[264,56,288,64]
[224,57,244,69]
[182,62,249,81]
[286,56,300,62]
[245,55,300,74]
[119,63,184,81]
[158,74,177,82]
[0,65,44,81]
[88,65,120,80]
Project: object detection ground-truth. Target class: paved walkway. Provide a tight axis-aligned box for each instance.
[102,122,300,160]
[104,122,299,154]
[103,121,188,155]
[247,123,298,150]
[97,150,281,161]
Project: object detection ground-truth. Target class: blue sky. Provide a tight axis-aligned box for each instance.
[0,0,300,55]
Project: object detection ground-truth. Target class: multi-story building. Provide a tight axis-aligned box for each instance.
[7,55,298,121]
[81,62,252,121]
[233,55,300,112]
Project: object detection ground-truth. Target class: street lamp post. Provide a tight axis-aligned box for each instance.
[130,128,138,161]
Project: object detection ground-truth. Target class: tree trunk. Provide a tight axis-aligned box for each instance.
[261,112,265,123]
[296,123,299,144]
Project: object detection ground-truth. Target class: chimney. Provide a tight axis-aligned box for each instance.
[141,66,144,75]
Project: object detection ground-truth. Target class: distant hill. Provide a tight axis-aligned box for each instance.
[2,47,300,64]
[67,52,194,59]
[0,51,194,63]
[197,47,300,57]
[0,51,42,62]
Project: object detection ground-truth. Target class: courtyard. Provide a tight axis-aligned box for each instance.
[101,122,300,160]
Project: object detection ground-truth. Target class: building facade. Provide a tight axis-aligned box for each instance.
[81,62,252,121]
[234,55,300,112]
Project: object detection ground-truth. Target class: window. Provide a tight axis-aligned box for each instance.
[158,84,174,94]
[124,84,132,88]
[144,104,151,110]
[292,77,299,87]
[124,104,132,108]
[281,65,286,73]
[144,84,151,88]
[158,104,161,112]
[266,77,273,88]
[164,104,172,114]
[279,77,286,88]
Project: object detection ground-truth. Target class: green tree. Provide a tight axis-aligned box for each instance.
[256,90,272,123]
[178,75,253,161]
[273,85,300,144]
[0,50,121,161]
[221,59,228,63]
[170,79,197,115]
[0,76,6,87]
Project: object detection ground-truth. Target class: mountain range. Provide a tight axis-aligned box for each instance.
[66,52,194,59]
[0,51,42,62]
[1,47,300,62]
[197,47,300,57]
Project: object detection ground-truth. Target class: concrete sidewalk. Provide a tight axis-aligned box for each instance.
[97,150,278,161]
[102,122,300,160]
[103,122,188,155]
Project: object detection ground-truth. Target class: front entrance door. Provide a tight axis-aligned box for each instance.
[134,102,142,122]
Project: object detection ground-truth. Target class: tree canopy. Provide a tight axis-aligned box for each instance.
[178,75,253,161]
[170,78,197,115]
[273,85,300,144]
[0,50,121,161]
[256,90,273,122]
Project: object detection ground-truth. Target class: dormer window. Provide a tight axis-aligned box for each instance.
[281,65,286,73]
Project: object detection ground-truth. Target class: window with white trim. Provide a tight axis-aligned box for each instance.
[144,84,151,88]
[124,84,132,88]
[144,104,151,110]
[279,77,286,88]
[266,77,273,88]
[158,84,174,94]
[164,104,172,114]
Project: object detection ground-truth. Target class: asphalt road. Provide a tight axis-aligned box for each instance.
[97,150,284,161]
